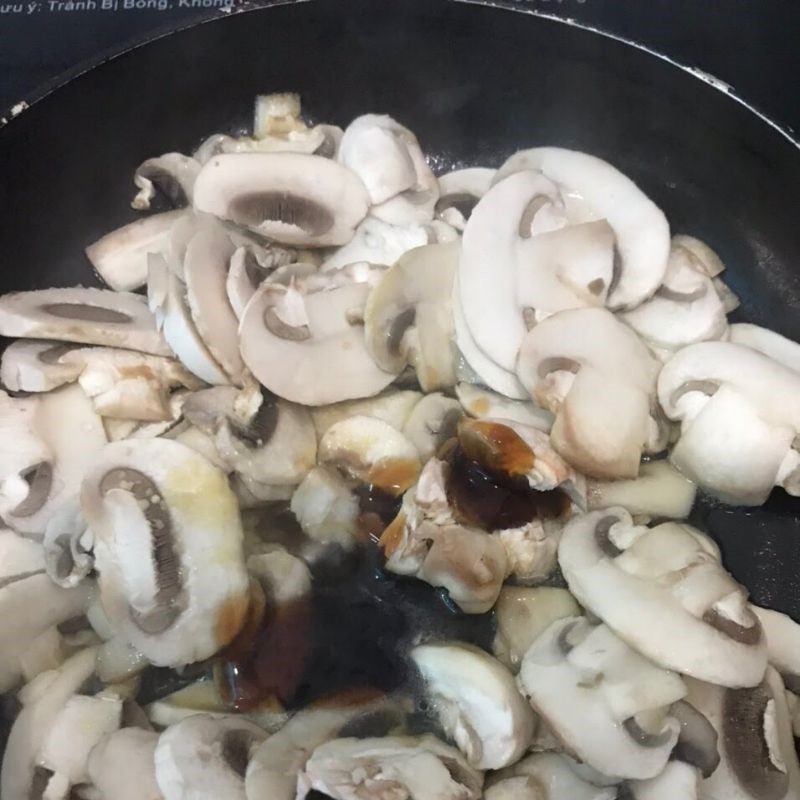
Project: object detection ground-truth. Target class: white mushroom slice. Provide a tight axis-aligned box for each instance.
[1,647,97,800]
[435,167,495,230]
[518,617,684,781]
[319,415,421,496]
[0,340,81,392]
[88,728,163,800]
[86,210,184,291]
[495,148,670,308]
[253,92,304,137]
[264,260,318,287]
[290,466,359,547]
[370,145,440,227]
[670,234,725,277]
[183,225,245,384]
[558,508,767,687]
[19,626,68,684]
[296,735,483,800]
[455,382,554,432]
[517,307,661,479]
[226,247,271,319]
[37,690,123,800]
[752,606,800,693]
[586,460,697,519]
[453,271,529,400]
[232,474,294,508]
[154,714,267,800]
[220,127,332,156]
[685,668,800,800]
[58,346,203,421]
[402,393,463,461]
[169,423,229,470]
[193,153,369,246]
[239,281,395,405]
[411,642,535,769]
[728,323,800,374]
[627,761,700,800]
[81,438,250,666]
[338,114,422,204]
[0,530,93,691]
[620,238,728,351]
[147,253,229,385]
[492,586,580,672]
[489,753,617,800]
[247,546,312,606]
[0,287,170,355]
[43,497,93,588]
[320,217,430,272]
[131,153,201,211]
[657,341,800,504]
[309,389,422,441]
[364,242,458,391]
[4,383,107,537]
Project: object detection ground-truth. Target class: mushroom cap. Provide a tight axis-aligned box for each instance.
[192,153,369,246]
[0,287,170,356]
[88,728,163,800]
[518,617,684,781]
[239,281,395,406]
[183,225,245,384]
[154,714,267,800]
[364,242,458,391]
[410,641,536,769]
[296,735,483,800]
[318,414,421,495]
[492,586,581,672]
[81,437,249,666]
[86,209,184,292]
[494,147,670,309]
[558,508,768,687]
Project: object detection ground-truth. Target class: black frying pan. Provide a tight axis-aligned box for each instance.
[0,1,799,625]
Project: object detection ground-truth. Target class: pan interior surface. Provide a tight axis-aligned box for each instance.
[0,0,798,614]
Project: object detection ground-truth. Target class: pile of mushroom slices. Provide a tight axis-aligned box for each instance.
[0,90,800,800]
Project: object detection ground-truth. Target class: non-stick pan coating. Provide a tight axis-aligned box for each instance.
[0,0,798,618]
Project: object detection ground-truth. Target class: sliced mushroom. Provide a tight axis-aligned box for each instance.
[0,287,170,355]
[147,252,230,384]
[318,414,421,496]
[320,216,430,272]
[290,466,359,547]
[751,606,800,693]
[226,246,286,319]
[517,307,662,479]
[518,617,685,780]
[296,735,483,800]
[620,236,728,352]
[558,508,767,687]
[455,382,553,432]
[183,225,246,384]
[88,728,164,800]
[43,497,93,588]
[657,341,800,504]
[0,529,93,691]
[37,689,123,800]
[364,242,458,391]
[436,167,495,230]
[488,753,617,800]
[132,153,201,211]
[402,393,462,462]
[0,340,79,392]
[3,383,107,537]
[627,760,700,800]
[452,270,529,399]
[253,92,305,138]
[192,152,369,246]
[309,389,422,441]
[154,714,267,800]
[81,438,250,666]
[1,646,97,800]
[586,460,697,519]
[239,279,395,405]
[86,209,184,291]
[492,586,580,672]
[410,641,535,769]
[685,668,800,800]
[728,323,800,374]
[494,148,670,309]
